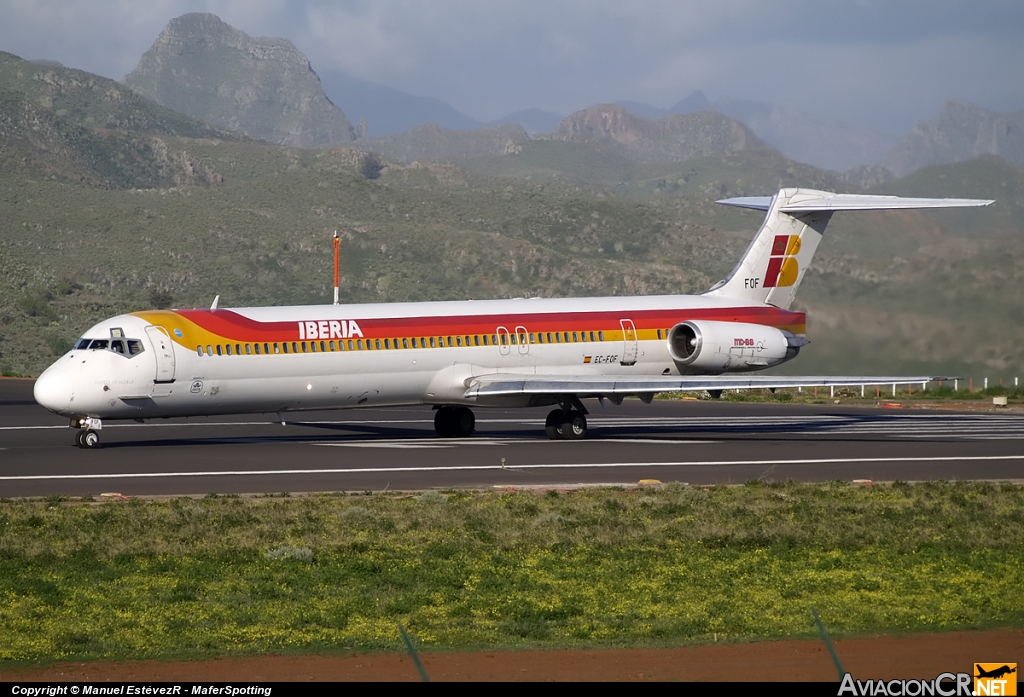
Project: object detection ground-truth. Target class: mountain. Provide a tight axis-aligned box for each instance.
[0,51,231,189]
[486,109,563,136]
[318,70,481,138]
[549,104,765,164]
[881,100,1024,177]
[668,90,712,115]
[357,123,531,164]
[609,92,895,171]
[125,13,354,148]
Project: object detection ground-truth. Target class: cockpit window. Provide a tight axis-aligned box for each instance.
[76,336,146,358]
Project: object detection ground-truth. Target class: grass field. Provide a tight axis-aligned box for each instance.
[1,481,1021,664]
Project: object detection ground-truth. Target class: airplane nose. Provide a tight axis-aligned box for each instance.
[34,367,74,413]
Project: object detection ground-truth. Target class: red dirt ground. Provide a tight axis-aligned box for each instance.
[4,629,1020,682]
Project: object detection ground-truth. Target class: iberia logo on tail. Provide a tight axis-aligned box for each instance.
[763,234,801,288]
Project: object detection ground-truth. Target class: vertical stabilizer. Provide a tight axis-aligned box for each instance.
[704,188,993,309]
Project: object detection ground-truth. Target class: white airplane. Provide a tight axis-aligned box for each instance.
[34,188,992,448]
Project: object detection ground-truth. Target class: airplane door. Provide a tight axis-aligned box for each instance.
[515,325,529,355]
[496,326,511,356]
[145,325,176,383]
[620,319,638,366]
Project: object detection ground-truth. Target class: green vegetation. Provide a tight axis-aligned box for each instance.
[0,482,1021,664]
[2,51,1023,379]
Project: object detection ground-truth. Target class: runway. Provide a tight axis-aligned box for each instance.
[2,378,1023,497]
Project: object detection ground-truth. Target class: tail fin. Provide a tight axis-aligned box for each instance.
[704,188,993,309]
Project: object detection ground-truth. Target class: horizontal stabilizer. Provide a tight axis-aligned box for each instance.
[466,374,950,399]
[717,192,994,212]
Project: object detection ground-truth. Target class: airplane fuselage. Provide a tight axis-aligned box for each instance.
[36,293,804,421]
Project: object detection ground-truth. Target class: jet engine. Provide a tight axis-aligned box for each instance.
[667,320,807,373]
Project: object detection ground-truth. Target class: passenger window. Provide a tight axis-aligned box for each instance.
[273,343,280,354]
[529,333,535,343]
[375,339,382,350]
[492,334,498,345]
[235,344,241,355]
[330,341,336,351]
[554,333,560,343]
[197,346,204,357]
[282,343,289,354]
[456,336,462,347]
[384,338,390,349]
[500,334,507,346]
[590,331,595,342]
[446,337,453,347]
[310,341,317,353]
[217,345,223,356]
[302,342,308,353]
[598,331,604,341]
[347,340,354,351]
[474,335,480,346]
[482,335,489,346]
[536,333,543,344]
[291,342,298,353]
[520,333,527,344]
[245,344,251,355]
[563,332,570,343]
[572,332,578,342]
[411,338,418,348]
[465,336,471,346]
[547,333,553,343]
[207,344,213,356]
[356,340,362,350]
[255,344,261,355]
[226,344,233,356]
[321,341,327,352]
[403,338,409,349]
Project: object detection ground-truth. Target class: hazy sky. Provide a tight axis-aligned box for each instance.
[2,0,1022,134]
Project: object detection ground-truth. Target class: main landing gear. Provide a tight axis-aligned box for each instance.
[545,409,587,440]
[72,417,102,449]
[434,406,476,438]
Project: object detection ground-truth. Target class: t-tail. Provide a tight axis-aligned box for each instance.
[704,188,993,309]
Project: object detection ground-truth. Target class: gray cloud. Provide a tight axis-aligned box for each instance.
[1,0,1022,132]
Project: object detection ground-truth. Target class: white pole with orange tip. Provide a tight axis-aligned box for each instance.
[333,230,340,305]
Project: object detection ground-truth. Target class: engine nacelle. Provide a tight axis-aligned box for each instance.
[667,320,806,374]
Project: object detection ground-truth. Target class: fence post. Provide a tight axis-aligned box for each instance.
[830,385,834,398]
[985,377,988,390]
[861,384,865,398]
[892,383,896,397]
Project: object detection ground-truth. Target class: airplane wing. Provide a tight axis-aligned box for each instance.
[465,374,948,399]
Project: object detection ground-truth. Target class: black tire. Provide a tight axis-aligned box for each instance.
[75,430,86,448]
[559,411,587,440]
[82,430,100,449]
[545,410,565,440]
[451,407,475,437]
[434,407,455,437]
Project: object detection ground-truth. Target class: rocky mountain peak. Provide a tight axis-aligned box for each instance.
[550,104,765,163]
[125,13,354,148]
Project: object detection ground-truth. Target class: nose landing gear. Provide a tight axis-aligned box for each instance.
[72,417,103,449]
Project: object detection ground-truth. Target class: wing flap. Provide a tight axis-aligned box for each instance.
[466,374,948,398]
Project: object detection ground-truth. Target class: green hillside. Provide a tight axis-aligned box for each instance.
[0,54,1021,381]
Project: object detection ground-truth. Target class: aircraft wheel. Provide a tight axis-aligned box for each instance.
[559,411,587,440]
[451,407,475,438]
[75,430,86,448]
[545,410,565,440]
[81,430,100,449]
[434,407,455,437]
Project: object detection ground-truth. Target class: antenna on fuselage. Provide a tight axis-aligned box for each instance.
[210,295,220,310]
[333,230,340,305]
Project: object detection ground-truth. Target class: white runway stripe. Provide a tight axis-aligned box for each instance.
[1,454,1023,481]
